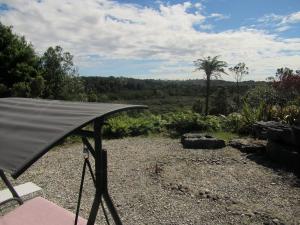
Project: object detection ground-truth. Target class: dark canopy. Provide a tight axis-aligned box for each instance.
[0,98,146,178]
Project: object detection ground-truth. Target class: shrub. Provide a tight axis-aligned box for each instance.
[239,101,264,134]
[11,82,31,97]
[103,114,163,138]
[222,113,243,132]
[163,111,200,134]
[162,111,221,134]
[269,105,300,125]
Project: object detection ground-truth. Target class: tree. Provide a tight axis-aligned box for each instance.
[210,87,231,115]
[270,67,300,104]
[30,76,45,97]
[11,82,31,97]
[61,75,86,101]
[40,46,85,100]
[0,22,40,97]
[229,62,249,109]
[194,56,227,115]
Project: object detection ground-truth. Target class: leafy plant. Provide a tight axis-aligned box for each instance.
[239,101,264,133]
[222,112,243,132]
[269,105,300,125]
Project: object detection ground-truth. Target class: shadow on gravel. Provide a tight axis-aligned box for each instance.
[245,153,300,187]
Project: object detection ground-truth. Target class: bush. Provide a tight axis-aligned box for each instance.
[222,113,243,132]
[162,111,221,135]
[102,111,224,138]
[11,82,31,97]
[163,111,200,134]
[103,114,163,138]
[238,101,264,134]
[269,105,300,125]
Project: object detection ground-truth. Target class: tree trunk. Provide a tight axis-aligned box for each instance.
[205,75,210,115]
[237,81,240,109]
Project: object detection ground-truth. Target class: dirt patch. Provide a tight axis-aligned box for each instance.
[1,137,299,225]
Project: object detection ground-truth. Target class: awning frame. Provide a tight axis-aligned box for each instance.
[72,118,122,225]
[10,103,146,179]
[0,98,147,225]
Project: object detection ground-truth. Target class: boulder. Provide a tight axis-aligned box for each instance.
[181,133,225,149]
[253,121,288,140]
[292,126,300,148]
[253,121,299,147]
[228,138,267,153]
[266,126,294,145]
[266,140,300,173]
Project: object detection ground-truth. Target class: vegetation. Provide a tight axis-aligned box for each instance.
[229,62,249,109]
[0,22,85,100]
[1,22,299,139]
[194,56,228,115]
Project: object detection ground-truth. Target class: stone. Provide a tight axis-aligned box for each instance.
[181,133,225,149]
[228,138,267,153]
[292,126,300,147]
[266,126,294,145]
[253,121,300,147]
[253,121,284,139]
[266,140,300,173]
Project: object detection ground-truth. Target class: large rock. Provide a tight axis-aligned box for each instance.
[253,121,299,148]
[266,126,294,144]
[266,140,300,173]
[228,138,267,153]
[181,133,225,149]
[253,121,288,140]
[292,126,300,148]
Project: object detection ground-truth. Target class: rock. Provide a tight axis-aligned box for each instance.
[204,189,210,194]
[266,140,300,173]
[181,133,225,149]
[253,121,299,147]
[253,121,284,139]
[211,195,219,201]
[228,138,267,153]
[266,126,294,145]
[292,126,300,147]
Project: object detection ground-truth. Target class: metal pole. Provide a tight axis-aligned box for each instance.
[86,118,123,225]
[87,118,103,225]
[0,170,23,205]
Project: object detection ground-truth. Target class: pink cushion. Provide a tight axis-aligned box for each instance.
[0,197,87,225]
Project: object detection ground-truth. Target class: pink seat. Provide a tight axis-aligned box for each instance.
[0,197,87,225]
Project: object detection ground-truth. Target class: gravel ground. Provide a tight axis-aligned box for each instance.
[1,137,300,225]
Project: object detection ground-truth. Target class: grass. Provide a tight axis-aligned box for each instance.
[207,131,240,143]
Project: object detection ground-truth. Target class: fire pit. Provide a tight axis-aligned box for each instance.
[181,133,225,149]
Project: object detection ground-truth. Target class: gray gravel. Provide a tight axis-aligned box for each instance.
[1,137,300,225]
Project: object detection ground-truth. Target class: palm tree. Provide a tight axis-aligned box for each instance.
[194,56,227,115]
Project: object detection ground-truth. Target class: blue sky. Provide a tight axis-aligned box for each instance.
[0,0,300,80]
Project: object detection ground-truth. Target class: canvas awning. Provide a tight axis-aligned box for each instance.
[0,98,146,179]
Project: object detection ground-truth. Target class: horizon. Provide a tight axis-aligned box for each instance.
[0,0,299,81]
[79,74,261,83]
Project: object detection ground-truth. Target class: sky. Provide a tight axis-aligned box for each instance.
[0,0,300,81]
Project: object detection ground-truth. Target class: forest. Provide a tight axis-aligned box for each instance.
[1,22,299,138]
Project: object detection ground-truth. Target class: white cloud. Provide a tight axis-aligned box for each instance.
[258,13,283,24]
[275,25,291,32]
[280,11,300,25]
[209,13,230,20]
[0,0,299,80]
[258,11,300,32]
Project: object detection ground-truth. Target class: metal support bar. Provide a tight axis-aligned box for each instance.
[78,118,123,225]
[73,129,94,138]
[82,137,96,159]
[75,159,87,225]
[0,170,23,206]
